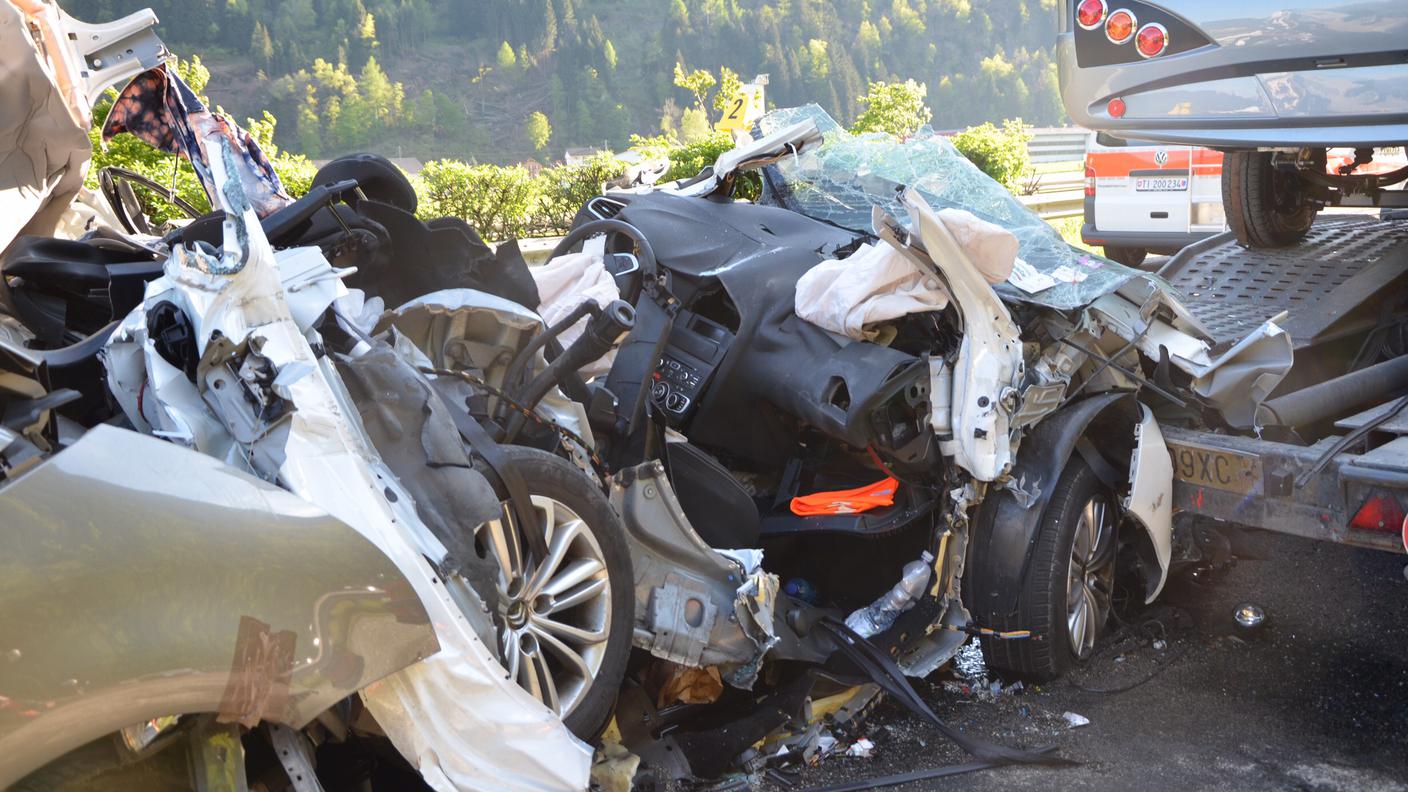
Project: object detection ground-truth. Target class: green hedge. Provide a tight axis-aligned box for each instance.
[949,119,1032,192]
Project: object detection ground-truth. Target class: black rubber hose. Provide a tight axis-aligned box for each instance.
[1260,354,1408,427]
[504,300,636,441]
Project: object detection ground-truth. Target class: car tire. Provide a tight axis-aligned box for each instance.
[1103,245,1147,267]
[1223,149,1317,248]
[980,458,1117,681]
[473,446,634,740]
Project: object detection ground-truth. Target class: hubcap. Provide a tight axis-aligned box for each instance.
[476,495,611,719]
[1066,495,1115,659]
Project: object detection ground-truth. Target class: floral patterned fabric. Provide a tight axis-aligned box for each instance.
[103,64,292,217]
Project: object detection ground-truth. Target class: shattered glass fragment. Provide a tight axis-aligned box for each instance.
[756,105,1163,310]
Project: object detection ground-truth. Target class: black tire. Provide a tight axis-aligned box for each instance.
[1223,149,1317,248]
[980,459,1116,681]
[1103,245,1147,267]
[484,446,634,741]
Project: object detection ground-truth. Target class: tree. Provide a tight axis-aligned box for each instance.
[950,119,1033,191]
[525,111,552,151]
[537,0,558,56]
[711,66,743,114]
[668,0,688,26]
[496,40,516,70]
[251,22,274,70]
[680,106,710,142]
[851,79,932,138]
[603,39,618,71]
[673,62,715,110]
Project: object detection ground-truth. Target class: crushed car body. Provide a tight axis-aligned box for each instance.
[3,2,1347,787]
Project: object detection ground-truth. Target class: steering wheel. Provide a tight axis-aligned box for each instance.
[546,218,658,305]
[98,166,204,236]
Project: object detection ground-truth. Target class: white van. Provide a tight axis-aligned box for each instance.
[1081,132,1224,266]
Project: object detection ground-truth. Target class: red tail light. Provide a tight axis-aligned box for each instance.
[1076,0,1107,30]
[1106,9,1136,45]
[1084,163,1097,196]
[1107,97,1127,118]
[1136,23,1169,58]
[1351,492,1406,532]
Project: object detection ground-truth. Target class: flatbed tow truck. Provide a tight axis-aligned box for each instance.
[1156,213,1408,555]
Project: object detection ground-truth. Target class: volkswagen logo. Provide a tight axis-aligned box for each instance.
[1154,149,1169,166]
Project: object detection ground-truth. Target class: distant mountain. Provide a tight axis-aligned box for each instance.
[66,0,1066,163]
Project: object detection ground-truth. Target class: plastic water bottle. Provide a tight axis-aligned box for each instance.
[844,551,935,637]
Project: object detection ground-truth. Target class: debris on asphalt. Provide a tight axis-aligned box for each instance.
[845,738,876,759]
[1234,602,1268,632]
[1062,712,1091,729]
[591,721,642,792]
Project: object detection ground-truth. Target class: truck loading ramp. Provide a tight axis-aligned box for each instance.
[1157,215,1408,352]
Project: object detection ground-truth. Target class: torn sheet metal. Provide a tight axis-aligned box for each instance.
[0,424,436,790]
[0,1,93,254]
[879,191,1025,482]
[1089,292,1293,429]
[1125,405,1174,602]
[104,136,591,791]
[610,462,801,685]
[660,119,823,198]
[381,288,597,451]
[756,105,1141,310]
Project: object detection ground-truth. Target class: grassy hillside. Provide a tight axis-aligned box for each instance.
[66,0,1066,163]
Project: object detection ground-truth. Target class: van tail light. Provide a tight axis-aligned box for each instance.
[1076,0,1107,30]
[1350,491,1405,533]
[1107,97,1127,118]
[1136,23,1169,58]
[1105,8,1136,44]
[1085,164,1097,196]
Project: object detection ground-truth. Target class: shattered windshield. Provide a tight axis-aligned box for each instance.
[757,105,1150,311]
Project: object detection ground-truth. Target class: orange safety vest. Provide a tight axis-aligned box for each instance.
[790,477,899,516]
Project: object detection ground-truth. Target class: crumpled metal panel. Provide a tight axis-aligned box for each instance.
[101,136,592,791]
[0,425,438,789]
[1125,406,1174,603]
[756,105,1149,311]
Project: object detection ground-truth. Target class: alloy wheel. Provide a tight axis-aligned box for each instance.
[477,494,612,718]
[1066,494,1115,658]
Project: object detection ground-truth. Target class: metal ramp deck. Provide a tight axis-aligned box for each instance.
[1157,215,1408,351]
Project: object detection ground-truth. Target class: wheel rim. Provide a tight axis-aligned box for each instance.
[476,494,611,719]
[1066,494,1115,659]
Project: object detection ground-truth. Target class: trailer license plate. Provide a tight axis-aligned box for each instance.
[1135,176,1188,191]
[1167,440,1261,495]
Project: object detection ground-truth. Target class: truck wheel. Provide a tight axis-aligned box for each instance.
[981,458,1117,681]
[1223,149,1317,247]
[1103,246,1147,267]
[473,446,634,740]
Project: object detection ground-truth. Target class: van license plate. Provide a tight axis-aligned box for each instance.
[1135,177,1189,191]
[1167,440,1260,495]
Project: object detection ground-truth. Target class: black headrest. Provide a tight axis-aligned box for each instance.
[313,153,417,215]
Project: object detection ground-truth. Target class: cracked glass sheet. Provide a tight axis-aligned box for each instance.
[757,105,1152,311]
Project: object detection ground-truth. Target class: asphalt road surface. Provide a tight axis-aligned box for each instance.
[771,531,1408,792]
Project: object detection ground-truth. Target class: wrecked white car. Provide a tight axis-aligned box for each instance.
[1,3,597,790]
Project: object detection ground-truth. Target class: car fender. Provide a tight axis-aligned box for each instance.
[1126,404,1174,603]
[965,393,1133,623]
